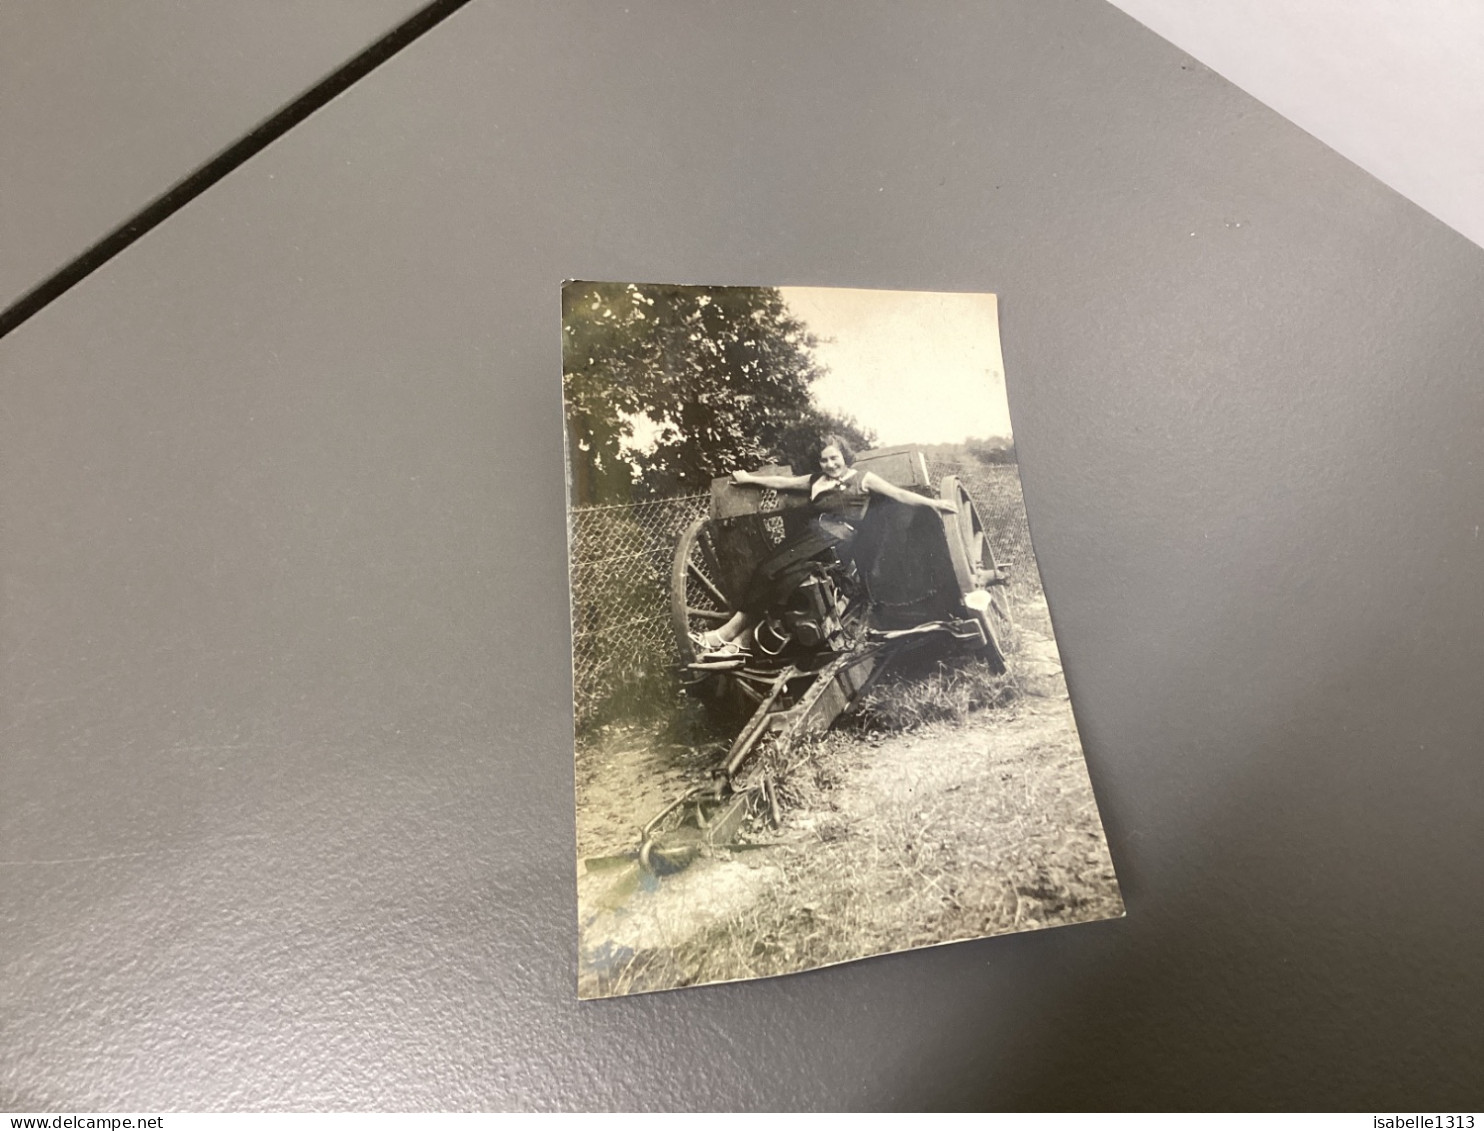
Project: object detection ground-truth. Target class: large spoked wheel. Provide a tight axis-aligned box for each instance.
[939,476,1015,665]
[671,517,735,664]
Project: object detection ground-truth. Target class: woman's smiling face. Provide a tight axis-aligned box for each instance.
[818,445,847,479]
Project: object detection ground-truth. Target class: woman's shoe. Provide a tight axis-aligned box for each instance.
[692,630,746,660]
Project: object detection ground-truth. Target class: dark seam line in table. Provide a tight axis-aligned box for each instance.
[0,0,476,342]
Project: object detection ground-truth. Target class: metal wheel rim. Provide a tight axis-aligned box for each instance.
[670,516,734,663]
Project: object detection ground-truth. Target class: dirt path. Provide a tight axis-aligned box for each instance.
[575,618,1123,997]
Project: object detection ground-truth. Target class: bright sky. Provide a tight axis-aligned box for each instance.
[779,287,1011,446]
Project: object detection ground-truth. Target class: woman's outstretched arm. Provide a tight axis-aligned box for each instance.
[860,471,959,513]
[731,469,812,491]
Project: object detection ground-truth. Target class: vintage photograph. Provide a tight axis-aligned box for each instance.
[564,283,1123,999]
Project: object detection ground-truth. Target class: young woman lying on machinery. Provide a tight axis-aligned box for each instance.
[694,435,959,660]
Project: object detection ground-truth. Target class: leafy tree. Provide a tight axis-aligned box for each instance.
[773,411,876,474]
[563,282,866,502]
[966,434,1017,465]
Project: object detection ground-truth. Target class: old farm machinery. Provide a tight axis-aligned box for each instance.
[638,446,1014,873]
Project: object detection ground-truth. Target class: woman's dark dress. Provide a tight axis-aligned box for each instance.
[739,468,926,616]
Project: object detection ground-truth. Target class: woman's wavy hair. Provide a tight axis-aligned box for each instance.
[813,433,857,468]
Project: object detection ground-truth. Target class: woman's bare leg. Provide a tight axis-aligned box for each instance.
[702,611,754,648]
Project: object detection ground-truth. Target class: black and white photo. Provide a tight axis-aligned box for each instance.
[564,283,1122,999]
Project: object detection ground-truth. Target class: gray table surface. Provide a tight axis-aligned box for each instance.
[3,0,1482,1111]
[0,0,428,313]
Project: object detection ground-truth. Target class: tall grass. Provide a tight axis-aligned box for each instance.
[578,646,1090,999]
[846,651,1024,734]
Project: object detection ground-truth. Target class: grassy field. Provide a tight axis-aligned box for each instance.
[574,606,1122,999]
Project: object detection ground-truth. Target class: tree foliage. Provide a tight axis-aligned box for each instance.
[772,410,875,477]
[965,434,1017,465]
[563,282,871,502]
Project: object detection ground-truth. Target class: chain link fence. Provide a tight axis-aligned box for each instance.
[568,462,1042,729]
[569,493,709,728]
